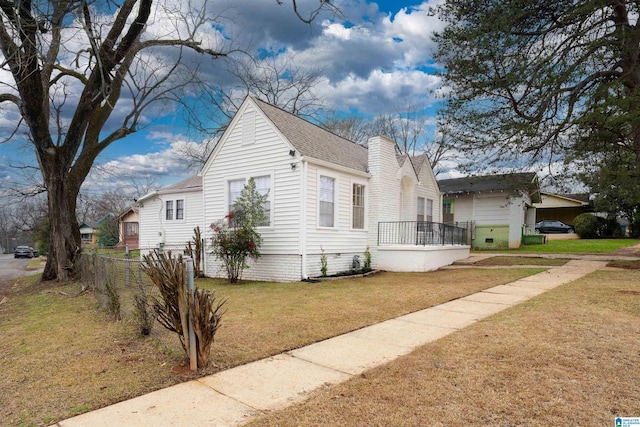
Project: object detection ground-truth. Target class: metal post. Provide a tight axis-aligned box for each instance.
[185,256,197,370]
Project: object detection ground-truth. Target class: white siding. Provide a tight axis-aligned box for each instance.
[449,196,474,223]
[474,193,514,225]
[202,102,302,279]
[304,164,369,274]
[415,159,442,223]
[366,136,402,268]
[138,190,203,252]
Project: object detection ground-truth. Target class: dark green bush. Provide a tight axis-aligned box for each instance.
[573,213,599,238]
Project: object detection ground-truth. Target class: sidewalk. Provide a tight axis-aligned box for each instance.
[54,259,608,427]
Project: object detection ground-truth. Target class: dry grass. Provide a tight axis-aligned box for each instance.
[247,269,640,427]
[211,269,544,369]
[607,259,640,270]
[474,256,569,266]
[0,268,539,427]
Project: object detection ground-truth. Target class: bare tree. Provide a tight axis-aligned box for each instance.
[320,114,371,146]
[177,52,327,169]
[0,0,334,282]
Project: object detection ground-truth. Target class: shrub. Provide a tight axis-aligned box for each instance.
[210,178,267,284]
[141,251,226,368]
[185,226,203,277]
[320,247,328,277]
[573,213,599,238]
[363,247,372,272]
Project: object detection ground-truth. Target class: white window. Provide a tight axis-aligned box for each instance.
[319,176,335,227]
[426,199,433,222]
[253,175,271,226]
[352,183,365,229]
[166,200,174,220]
[176,199,184,220]
[228,178,246,213]
[417,197,425,222]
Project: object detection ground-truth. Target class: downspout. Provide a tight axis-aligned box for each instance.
[300,159,308,279]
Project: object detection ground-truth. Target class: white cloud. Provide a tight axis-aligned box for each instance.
[319,69,442,114]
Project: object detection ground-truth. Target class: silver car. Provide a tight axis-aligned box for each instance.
[14,245,34,258]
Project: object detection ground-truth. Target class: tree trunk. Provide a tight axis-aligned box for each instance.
[41,171,82,282]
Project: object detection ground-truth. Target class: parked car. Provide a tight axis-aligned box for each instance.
[535,220,575,234]
[14,245,34,258]
[30,247,38,257]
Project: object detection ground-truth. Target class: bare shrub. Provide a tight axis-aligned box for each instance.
[141,251,226,368]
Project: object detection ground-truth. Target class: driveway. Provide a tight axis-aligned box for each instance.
[0,254,32,295]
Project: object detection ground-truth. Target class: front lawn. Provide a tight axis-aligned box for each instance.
[1,268,541,426]
[479,238,639,254]
[248,269,640,427]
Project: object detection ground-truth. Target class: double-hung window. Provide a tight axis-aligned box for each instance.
[319,176,335,227]
[176,200,184,220]
[228,178,246,214]
[166,201,174,220]
[253,175,271,226]
[417,197,425,222]
[426,199,433,222]
[352,183,365,229]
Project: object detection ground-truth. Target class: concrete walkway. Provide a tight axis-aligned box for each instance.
[54,259,609,427]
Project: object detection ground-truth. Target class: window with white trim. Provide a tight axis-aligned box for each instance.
[166,200,174,220]
[426,199,433,222]
[228,178,246,213]
[319,175,335,227]
[352,183,365,229]
[253,175,271,226]
[417,197,425,222]
[176,199,184,220]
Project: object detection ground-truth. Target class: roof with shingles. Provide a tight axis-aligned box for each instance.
[438,172,540,200]
[252,97,369,173]
[160,175,202,193]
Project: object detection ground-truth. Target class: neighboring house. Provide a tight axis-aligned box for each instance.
[79,221,99,247]
[116,207,140,250]
[138,96,469,281]
[438,173,541,249]
[137,175,203,251]
[534,192,591,224]
[79,214,115,247]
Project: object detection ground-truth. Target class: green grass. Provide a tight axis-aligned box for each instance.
[476,238,639,254]
[474,256,569,266]
[90,248,141,258]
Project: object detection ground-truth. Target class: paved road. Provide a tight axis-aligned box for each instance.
[0,253,31,295]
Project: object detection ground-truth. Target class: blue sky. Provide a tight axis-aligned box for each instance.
[0,0,450,197]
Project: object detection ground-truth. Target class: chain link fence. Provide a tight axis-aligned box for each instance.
[79,252,182,353]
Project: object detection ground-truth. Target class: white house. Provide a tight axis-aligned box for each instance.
[138,96,469,281]
[437,173,541,249]
[137,175,203,251]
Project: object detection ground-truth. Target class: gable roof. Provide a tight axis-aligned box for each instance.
[117,206,139,221]
[79,221,98,231]
[160,175,202,193]
[409,153,428,175]
[136,175,202,205]
[438,172,541,202]
[252,97,369,173]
